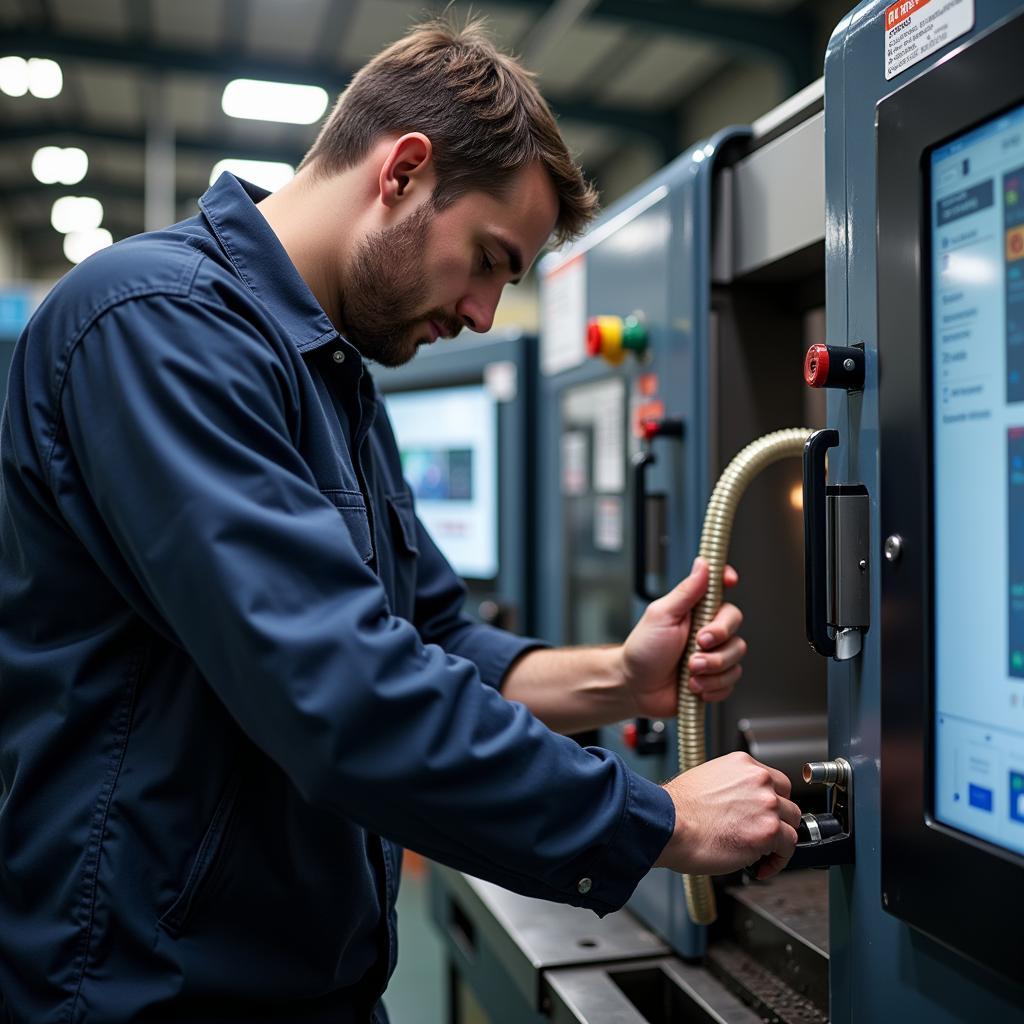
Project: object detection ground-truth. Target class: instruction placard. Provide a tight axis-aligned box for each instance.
[540,254,586,376]
[884,0,973,81]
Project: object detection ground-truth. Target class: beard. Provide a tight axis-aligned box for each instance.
[340,202,463,367]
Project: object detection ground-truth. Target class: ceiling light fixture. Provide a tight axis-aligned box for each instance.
[63,228,113,265]
[51,196,104,234]
[27,58,62,99]
[209,158,295,192]
[0,56,29,97]
[221,78,328,125]
[0,56,63,98]
[32,146,88,185]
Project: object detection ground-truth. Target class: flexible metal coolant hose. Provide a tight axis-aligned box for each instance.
[677,427,814,925]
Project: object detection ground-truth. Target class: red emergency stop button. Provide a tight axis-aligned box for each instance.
[804,344,830,388]
[803,343,865,391]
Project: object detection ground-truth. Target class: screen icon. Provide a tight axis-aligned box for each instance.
[1010,771,1024,823]
[969,784,993,811]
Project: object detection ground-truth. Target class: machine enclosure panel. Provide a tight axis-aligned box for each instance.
[876,8,1024,984]
[826,0,1024,1019]
[535,133,748,959]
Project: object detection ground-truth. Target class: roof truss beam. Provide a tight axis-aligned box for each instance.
[2,28,679,157]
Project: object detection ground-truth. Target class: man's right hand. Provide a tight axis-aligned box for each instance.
[654,751,801,880]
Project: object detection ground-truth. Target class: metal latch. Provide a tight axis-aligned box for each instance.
[803,429,870,661]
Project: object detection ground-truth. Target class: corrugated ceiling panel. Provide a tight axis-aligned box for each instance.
[0,0,23,28]
[530,20,629,95]
[153,0,225,51]
[0,147,28,184]
[338,0,427,64]
[76,65,143,126]
[0,86,76,125]
[176,149,220,190]
[558,121,620,172]
[464,4,536,50]
[50,0,127,38]
[598,36,722,107]
[245,0,330,59]
[166,77,217,135]
[87,146,146,184]
[703,0,803,9]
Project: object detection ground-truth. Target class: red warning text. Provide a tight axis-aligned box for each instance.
[885,0,931,30]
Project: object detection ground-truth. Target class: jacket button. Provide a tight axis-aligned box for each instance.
[577,877,592,895]
[332,349,345,364]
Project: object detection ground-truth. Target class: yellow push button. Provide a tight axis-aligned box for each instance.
[586,314,647,364]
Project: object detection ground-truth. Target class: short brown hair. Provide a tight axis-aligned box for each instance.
[300,16,598,246]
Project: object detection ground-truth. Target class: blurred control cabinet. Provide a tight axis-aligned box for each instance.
[373,329,537,636]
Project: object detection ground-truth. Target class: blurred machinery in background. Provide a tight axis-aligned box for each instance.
[373,329,537,636]
[428,2,1024,1021]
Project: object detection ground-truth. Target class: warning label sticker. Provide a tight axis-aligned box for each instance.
[884,0,974,81]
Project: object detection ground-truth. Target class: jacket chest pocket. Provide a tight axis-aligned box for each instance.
[321,489,373,564]
[383,492,419,620]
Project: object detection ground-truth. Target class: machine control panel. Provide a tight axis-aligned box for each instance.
[586,314,648,364]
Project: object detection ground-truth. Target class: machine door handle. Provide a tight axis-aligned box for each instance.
[632,449,658,602]
[803,428,839,657]
[631,418,683,604]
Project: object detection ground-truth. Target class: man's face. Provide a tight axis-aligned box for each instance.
[340,161,559,367]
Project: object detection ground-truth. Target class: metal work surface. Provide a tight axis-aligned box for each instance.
[711,871,829,1021]
[706,942,827,1024]
[723,871,829,957]
[432,866,668,1015]
[544,956,764,1024]
[459,871,669,970]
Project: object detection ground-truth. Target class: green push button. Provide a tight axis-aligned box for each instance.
[621,315,648,353]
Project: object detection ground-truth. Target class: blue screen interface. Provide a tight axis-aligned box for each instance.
[931,102,1024,857]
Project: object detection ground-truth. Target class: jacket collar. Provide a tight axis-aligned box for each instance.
[198,172,346,357]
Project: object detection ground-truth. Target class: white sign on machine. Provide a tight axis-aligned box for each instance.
[884,0,974,81]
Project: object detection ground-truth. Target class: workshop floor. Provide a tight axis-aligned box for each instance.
[384,853,447,1024]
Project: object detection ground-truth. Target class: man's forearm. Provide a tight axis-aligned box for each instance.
[501,645,637,734]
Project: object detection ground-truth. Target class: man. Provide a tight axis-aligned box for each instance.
[0,18,800,1023]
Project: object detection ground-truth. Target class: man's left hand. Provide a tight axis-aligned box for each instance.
[620,557,747,719]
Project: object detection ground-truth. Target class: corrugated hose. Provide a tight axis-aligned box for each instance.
[677,427,814,924]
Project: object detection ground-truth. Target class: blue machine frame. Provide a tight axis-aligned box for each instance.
[825,1,1024,1019]
[535,130,749,959]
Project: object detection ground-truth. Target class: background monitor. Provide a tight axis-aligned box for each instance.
[384,384,499,580]
[930,101,1024,857]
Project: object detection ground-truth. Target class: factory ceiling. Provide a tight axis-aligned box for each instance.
[0,0,837,278]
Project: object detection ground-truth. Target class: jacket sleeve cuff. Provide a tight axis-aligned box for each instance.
[440,623,549,690]
[570,765,676,916]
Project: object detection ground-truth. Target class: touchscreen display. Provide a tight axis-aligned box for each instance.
[931,103,1024,857]
[383,384,499,580]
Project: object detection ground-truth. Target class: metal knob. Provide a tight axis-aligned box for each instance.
[803,758,850,788]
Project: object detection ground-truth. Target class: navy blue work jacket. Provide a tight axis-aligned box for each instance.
[0,174,675,1023]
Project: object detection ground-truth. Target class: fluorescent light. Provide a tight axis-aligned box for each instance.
[221,78,328,125]
[51,196,103,234]
[64,228,113,265]
[0,56,28,97]
[32,146,88,185]
[210,158,295,192]
[27,58,62,99]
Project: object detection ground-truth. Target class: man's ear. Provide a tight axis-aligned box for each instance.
[379,133,434,209]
